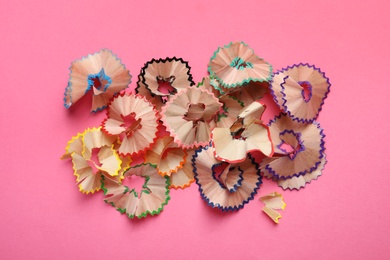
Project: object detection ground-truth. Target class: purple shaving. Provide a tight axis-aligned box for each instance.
[279,63,331,123]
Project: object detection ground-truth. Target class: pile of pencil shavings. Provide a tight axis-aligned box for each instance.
[62,42,330,222]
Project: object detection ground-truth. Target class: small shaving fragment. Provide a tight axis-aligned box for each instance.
[260,192,286,223]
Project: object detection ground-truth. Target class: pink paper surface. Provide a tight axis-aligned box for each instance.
[1,0,389,259]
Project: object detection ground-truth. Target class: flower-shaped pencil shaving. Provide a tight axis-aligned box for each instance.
[208,42,272,88]
[169,149,196,189]
[212,101,273,163]
[102,93,159,156]
[102,164,170,218]
[64,127,122,194]
[161,86,222,149]
[260,113,326,182]
[144,135,187,176]
[64,49,132,112]
[270,64,330,123]
[140,57,195,104]
[193,144,262,211]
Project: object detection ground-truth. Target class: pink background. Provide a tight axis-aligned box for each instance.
[1,0,389,259]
